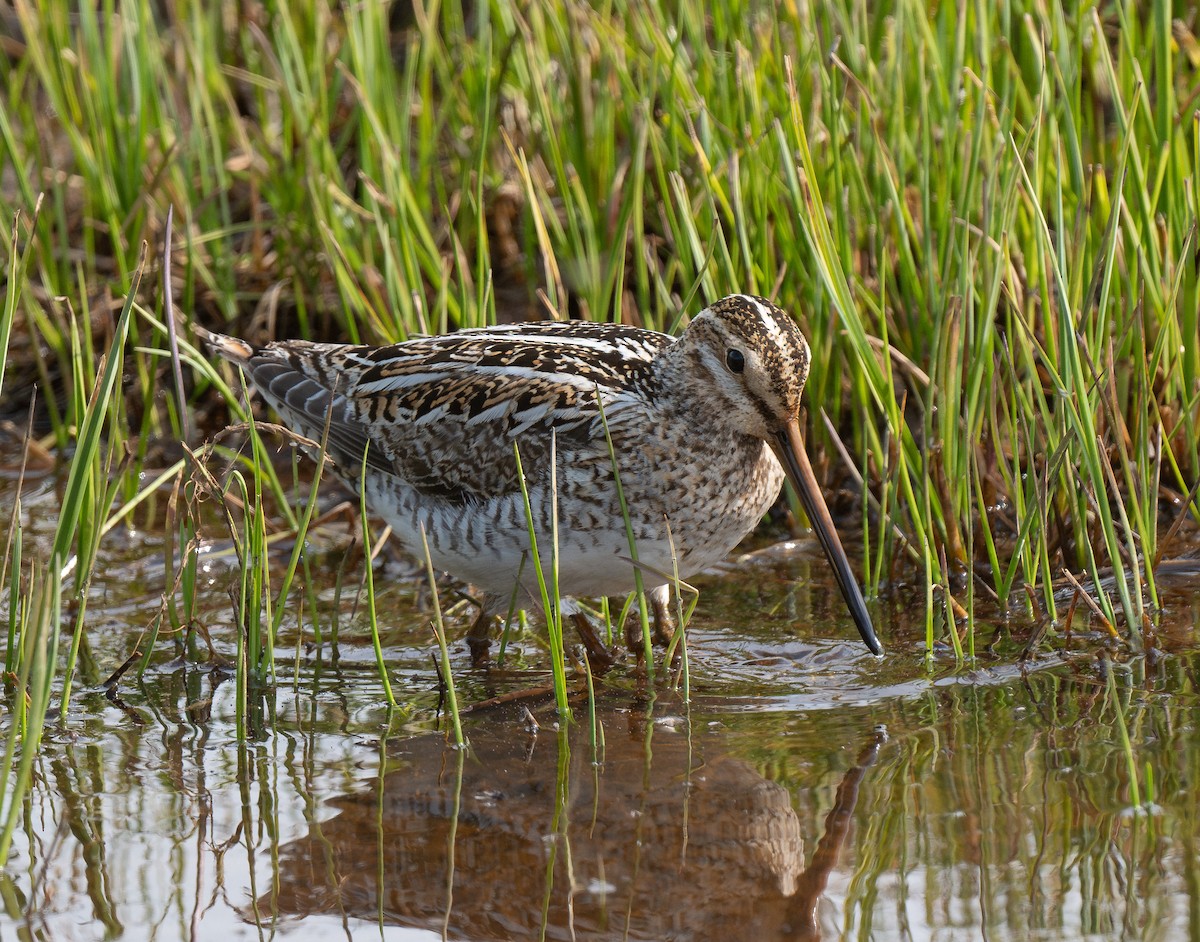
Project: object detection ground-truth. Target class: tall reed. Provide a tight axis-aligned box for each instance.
[2,0,1196,660]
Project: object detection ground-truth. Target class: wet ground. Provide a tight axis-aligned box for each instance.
[3,471,1200,941]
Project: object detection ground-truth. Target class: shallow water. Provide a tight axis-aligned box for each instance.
[3,479,1200,941]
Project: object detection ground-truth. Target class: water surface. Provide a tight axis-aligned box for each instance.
[3,479,1199,941]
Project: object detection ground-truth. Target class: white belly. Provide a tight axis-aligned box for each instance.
[364,440,784,603]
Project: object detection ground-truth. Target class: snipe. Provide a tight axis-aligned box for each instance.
[198,294,882,662]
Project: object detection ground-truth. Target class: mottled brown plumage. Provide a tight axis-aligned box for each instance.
[197,294,881,658]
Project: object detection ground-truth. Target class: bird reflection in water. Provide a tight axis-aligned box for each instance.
[256,696,885,941]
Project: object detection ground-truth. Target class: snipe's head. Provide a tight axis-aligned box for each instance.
[678,294,882,657]
[678,294,812,439]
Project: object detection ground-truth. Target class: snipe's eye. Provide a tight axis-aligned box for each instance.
[725,348,745,374]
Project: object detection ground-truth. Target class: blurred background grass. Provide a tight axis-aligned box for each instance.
[3,0,1199,657]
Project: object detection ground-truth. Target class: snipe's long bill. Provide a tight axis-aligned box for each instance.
[197,294,882,658]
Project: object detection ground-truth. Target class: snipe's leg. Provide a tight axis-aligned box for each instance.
[570,613,617,674]
[624,584,675,652]
[467,604,493,668]
[650,584,675,646]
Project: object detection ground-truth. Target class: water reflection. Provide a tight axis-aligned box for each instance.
[4,654,1200,940]
[260,695,883,941]
[3,522,1200,941]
